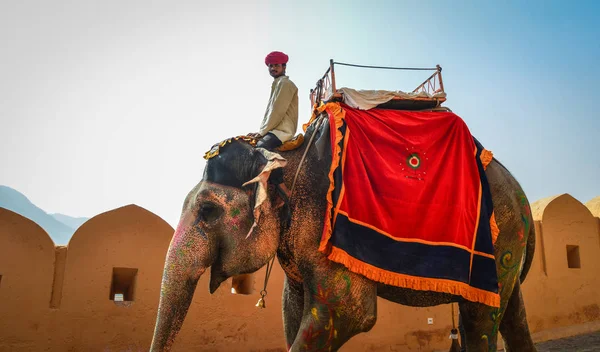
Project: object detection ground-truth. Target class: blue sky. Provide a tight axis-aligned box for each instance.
[0,0,598,227]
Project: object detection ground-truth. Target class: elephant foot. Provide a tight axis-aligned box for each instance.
[459,301,500,352]
[499,281,537,351]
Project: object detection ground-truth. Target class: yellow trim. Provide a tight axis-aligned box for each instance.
[469,182,483,282]
[340,126,350,173]
[302,102,324,133]
[490,212,500,244]
[328,246,500,307]
[337,210,495,260]
[277,133,304,152]
[331,185,345,231]
[203,135,258,160]
[468,146,483,280]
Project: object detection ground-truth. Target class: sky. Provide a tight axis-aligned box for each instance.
[1,0,599,228]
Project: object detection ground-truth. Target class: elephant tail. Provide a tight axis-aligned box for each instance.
[519,221,536,283]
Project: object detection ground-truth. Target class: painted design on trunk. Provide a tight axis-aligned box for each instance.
[301,273,351,351]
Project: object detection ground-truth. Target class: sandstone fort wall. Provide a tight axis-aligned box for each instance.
[1,194,599,351]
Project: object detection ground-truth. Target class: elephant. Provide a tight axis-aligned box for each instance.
[150,105,537,352]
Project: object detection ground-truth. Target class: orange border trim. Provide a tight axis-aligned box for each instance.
[318,102,346,253]
[480,149,494,170]
[480,148,500,245]
[328,246,500,307]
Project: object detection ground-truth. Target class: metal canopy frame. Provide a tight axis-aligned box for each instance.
[309,59,445,107]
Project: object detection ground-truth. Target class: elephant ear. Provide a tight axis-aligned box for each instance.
[241,148,288,239]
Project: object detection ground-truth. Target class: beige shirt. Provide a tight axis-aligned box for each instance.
[259,75,298,143]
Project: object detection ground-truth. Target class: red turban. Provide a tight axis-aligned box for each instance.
[265,51,289,66]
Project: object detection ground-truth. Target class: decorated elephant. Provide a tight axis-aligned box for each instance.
[150,102,537,352]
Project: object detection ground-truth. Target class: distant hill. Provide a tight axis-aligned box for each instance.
[0,185,89,245]
[49,213,89,229]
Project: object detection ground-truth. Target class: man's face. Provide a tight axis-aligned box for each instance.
[268,63,285,78]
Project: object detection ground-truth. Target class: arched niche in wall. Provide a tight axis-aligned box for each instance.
[60,204,173,312]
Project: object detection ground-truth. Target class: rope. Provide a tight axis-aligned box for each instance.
[291,116,324,196]
[451,303,456,329]
[449,303,459,341]
[257,255,276,306]
[257,114,325,308]
[333,61,439,71]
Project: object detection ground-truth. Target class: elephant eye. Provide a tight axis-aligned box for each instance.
[199,202,223,223]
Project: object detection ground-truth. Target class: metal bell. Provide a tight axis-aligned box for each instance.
[255,297,266,308]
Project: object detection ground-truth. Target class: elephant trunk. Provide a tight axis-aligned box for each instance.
[150,218,214,351]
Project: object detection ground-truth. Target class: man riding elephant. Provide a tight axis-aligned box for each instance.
[248,50,299,206]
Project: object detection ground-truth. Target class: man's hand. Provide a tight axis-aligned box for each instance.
[247,132,262,138]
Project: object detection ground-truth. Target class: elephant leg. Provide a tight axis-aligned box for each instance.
[498,281,537,351]
[458,301,500,352]
[458,313,467,352]
[289,266,377,351]
[282,275,304,350]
